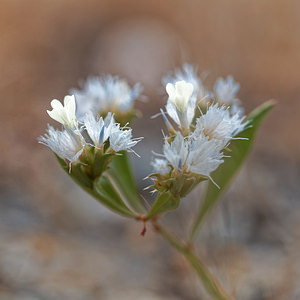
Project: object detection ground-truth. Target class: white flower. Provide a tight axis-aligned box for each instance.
[165,80,195,129]
[162,132,224,177]
[163,63,208,103]
[195,104,247,147]
[151,159,170,175]
[166,80,194,112]
[163,133,189,170]
[83,110,142,153]
[214,75,241,107]
[230,103,245,117]
[83,111,115,148]
[47,95,77,129]
[186,135,224,177]
[70,75,142,120]
[38,125,85,163]
[109,124,142,153]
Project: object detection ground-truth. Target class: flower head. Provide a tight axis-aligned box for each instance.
[47,95,77,129]
[162,132,224,177]
[109,124,142,153]
[83,112,115,148]
[185,135,224,177]
[194,104,247,147]
[165,80,196,130]
[166,81,194,112]
[70,75,142,120]
[82,111,142,153]
[163,133,189,171]
[38,125,85,164]
[163,63,208,103]
[214,75,240,107]
[151,158,170,175]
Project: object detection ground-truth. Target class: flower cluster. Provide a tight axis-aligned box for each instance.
[163,63,243,113]
[39,93,142,175]
[70,75,143,124]
[150,65,248,196]
[39,68,249,217]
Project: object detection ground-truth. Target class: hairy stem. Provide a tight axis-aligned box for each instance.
[153,222,232,300]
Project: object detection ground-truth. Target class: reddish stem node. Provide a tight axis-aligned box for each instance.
[140,220,147,236]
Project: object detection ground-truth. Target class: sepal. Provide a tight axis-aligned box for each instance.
[146,173,207,219]
[147,191,180,219]
[149,171,207,199]
[93,150,115,177]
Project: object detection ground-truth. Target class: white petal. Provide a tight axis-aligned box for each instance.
[47,108,65,124]
[166,83,176,100]
[64,95,76,117]
[176,81,193,100]
[165,100,180,125]
[50,99,63,110]
[46,96,77,128]
[83,111,107,147]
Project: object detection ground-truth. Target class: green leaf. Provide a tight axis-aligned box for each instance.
[147,191,180,219]
[55,154,135,218]
[93,174,136,218]
[108,151,145,213]
[189,100,276,240]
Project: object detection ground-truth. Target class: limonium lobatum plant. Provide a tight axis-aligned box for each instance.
[39,66,275,300]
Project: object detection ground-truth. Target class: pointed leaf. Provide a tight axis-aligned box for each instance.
[190,100,275,240]
[55,154,135,218]
[108,151,145,213]
[93,174,136,218]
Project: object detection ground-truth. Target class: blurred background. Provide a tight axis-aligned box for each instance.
[0,0,300,299]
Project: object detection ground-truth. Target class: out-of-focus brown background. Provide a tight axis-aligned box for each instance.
[1,1,300,299]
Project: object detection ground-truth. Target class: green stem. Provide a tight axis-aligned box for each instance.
[153,222,232,300]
